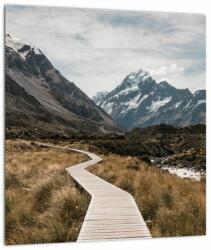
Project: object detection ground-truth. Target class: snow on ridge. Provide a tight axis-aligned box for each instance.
[128,72,136,80]
[118,85,139,96]
[137,94,149,106]
[6,33,27,52]
[147,96,172,113]
[119,94,149,114]
[6,33,42,59]
[125,95,140,110]
[19,50,29,60]
[136,69,150,82]
[142,74,150,81]
[174,101,182,108]
[127,69,150,83]
[184,100,192,108]
[137,70,148,78]
[102,102,113,115]
[195,100,206,107]
[33,47,42,55]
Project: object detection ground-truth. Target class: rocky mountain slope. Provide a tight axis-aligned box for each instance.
[93,69,206,129]
[5,34,120,136]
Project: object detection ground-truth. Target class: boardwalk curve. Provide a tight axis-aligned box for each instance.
[33,142,151,242]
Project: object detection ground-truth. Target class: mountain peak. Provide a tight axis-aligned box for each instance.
[6,33,26,51]
[137,68,148,75]
[158,80,174,88]
[127,68,150,82]
[5,33,42,59]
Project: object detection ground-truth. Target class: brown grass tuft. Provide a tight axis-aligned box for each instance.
[5,140,90,245]
[89,154,206,237]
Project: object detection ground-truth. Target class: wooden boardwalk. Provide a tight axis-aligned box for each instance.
[29,142,151,242]
[65,148,151,242]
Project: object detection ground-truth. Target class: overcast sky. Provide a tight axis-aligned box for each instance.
[6,5,206,97]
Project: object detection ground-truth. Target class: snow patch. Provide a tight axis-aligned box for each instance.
[138,71,148,78]
[6,34,21,45]
[174,101,182,108]
[184,100,192,108]
[120,94,149,113]
[127,69,150,84]
[147,97,172,113]
[195,100,206,107]
[6,34,26,52]
[33,47,42,55]
[19,50,29,60]
[102,102,113,114]
[142,74,150,81]
[128,72,136,80]
[137,94,149,106]
[118,85,139,96]
[126,95,140,110]
[6,33,42,59]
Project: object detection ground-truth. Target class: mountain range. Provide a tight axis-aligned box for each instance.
[5,34,120,135]
[93,69,206,129]
[5,34,206,135]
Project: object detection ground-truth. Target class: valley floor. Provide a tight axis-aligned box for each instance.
[5,139,206,244]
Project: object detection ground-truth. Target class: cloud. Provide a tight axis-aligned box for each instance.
[5,5,206,97]
[149,64,184,77]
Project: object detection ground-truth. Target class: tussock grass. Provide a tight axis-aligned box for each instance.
[5,140,90,245]
[89,154,206,237]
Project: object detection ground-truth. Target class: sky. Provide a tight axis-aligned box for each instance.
[5,5,206,97]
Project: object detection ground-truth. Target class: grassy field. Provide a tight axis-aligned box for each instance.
[89,154,206,237]
[5,139,206,244]
[5,140,90,245]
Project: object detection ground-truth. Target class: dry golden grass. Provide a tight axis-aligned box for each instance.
[5,139,206,243]
[89,154,206,237]
[5,140,90,245]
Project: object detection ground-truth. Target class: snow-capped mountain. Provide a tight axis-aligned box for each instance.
[5,34,120,134]
[93,69,206,129]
